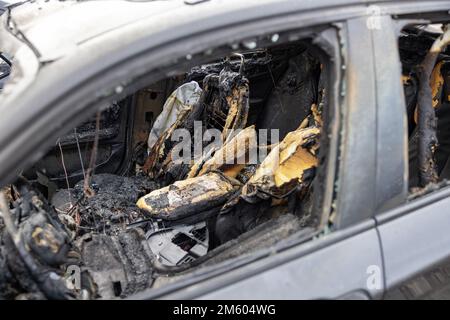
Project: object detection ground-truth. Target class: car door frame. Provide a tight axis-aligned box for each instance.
[370,1,450,298]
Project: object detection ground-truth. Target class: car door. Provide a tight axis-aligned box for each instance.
[134,14,386,300]
[0,1,384,299]
[370,1,450,299]
[378,188,450,300]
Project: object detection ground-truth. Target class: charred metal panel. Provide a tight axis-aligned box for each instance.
[133,80,171,149]
[415,25,450,187]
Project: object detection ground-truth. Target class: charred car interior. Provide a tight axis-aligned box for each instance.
[2,0,450,300]
[0,33,333,299]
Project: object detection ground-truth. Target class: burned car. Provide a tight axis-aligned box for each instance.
[1,0,450,300]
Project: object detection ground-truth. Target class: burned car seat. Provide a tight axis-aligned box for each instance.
[137,54,324,247]
[142,59,250,186]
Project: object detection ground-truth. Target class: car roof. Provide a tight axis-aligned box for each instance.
[4,0,381,61]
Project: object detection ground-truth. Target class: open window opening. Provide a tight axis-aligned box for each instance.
[398,16,450,196]
[0,27,339,299]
